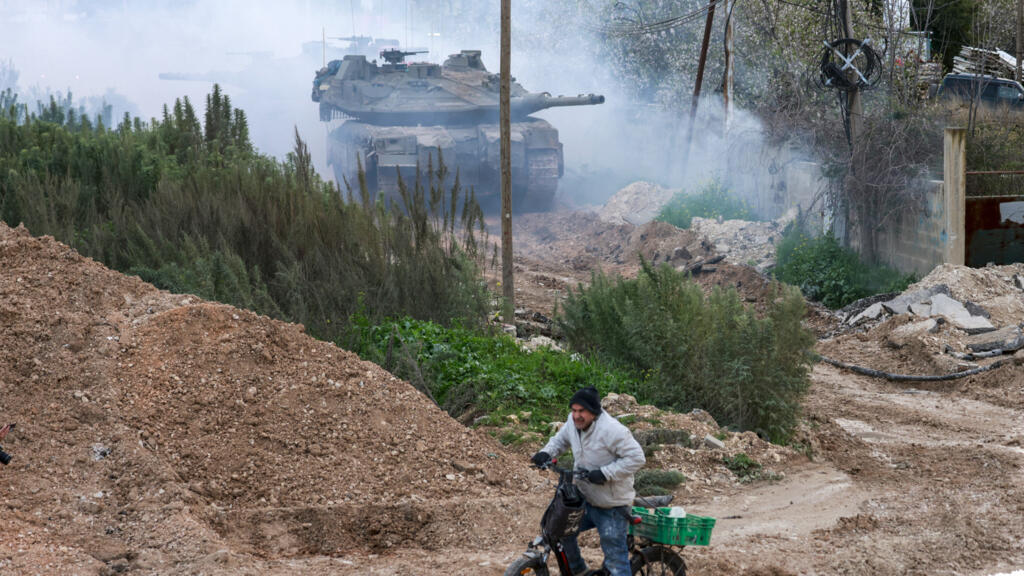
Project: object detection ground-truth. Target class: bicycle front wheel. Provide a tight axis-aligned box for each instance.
[504,555,551,576]
[631,545,686,576]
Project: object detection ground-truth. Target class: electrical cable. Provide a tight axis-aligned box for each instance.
[576,0,727,37]
[819,355,1013,382]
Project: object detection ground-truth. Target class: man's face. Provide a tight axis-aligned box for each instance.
[571,403,596,430]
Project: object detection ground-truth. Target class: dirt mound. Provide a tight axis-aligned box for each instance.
[908,262,1024,304]
[597,181,679,225]
[513,210,712,273]
[0,222,536,573]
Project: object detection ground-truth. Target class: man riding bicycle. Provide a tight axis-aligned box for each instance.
[531,386,645,576]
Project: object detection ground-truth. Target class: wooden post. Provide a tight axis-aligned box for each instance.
[841,0,862,144]
[682,0,717,163]
[723,0,734,132]
[943,127,966,266]
[500,0,515,323]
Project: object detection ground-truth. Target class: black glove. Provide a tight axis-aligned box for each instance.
[531,451,552,467]
[587,468,607,485]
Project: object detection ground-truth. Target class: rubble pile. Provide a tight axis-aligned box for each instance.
[824,263,1024,375]
[689,209,796,273]
[513,210,713,272]
[597,181,679,226]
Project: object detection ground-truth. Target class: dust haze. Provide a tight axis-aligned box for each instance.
[1,0,774,209]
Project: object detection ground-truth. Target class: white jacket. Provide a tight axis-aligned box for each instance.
[542,412,645,508]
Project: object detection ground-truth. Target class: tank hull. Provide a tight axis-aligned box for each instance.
[327,118,563,211]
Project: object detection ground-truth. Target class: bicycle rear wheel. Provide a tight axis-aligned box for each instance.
[631,545,686,576]
[504,555,551,576]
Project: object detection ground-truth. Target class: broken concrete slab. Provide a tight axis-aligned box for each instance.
[965,325,1024,353]
[849,302,885,325]
[883,284,951,315]
[929,293,996,334]
[909,302,931,317]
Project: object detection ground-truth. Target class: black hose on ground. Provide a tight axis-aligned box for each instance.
[818,355,1011,382]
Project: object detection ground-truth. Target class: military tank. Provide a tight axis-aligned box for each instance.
[312,49,604,210]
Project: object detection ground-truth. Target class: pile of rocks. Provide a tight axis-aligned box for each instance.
[844,278,1024,361]
[689,210,795,273]
[597,181,679,225]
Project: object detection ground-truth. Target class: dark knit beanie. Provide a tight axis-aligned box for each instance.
[569,386,602,416]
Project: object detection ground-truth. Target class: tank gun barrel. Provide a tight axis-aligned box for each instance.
[510,93,605,116]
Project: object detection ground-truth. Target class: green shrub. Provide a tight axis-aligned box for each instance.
[656,179,756,229]
[557,261,816,443]
[348,316,641,424]
[635,469,687,496]
[0,86,489,340]
[722,452,760,478]
[774,224,916,309]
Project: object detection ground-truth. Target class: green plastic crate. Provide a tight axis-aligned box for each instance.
[628,506,716,546]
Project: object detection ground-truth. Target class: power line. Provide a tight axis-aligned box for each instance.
[576,0,727,37]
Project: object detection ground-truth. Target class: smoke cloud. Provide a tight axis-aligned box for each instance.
[1,1,781,212]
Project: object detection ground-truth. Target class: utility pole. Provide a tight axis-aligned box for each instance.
[682,0,717,163]
[500,0,515,324]
[841,0,862,145]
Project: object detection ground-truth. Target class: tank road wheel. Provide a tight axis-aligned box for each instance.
[521,148,560,212]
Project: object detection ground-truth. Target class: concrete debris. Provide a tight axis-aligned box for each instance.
[965,325,1024,353]
[703,434,726,450]
[909,302,931,317]
[888,319,939,348]
[963,301,991,319]
[1014,274,1024,291]
[848,302,885,326]
[929,293,995,334]
[688,209,796,273]
[598,181,678,225]
[882,285,950,315]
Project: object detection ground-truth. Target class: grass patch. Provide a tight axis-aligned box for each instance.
[656,179,758,229]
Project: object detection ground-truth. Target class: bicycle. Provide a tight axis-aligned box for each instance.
[504,460,698,576]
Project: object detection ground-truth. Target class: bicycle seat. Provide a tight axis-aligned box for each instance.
[633,494,674,508]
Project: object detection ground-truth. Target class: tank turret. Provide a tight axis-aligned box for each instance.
[313,50,604,210]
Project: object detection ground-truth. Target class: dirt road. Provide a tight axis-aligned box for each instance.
[317,359,1023,576]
